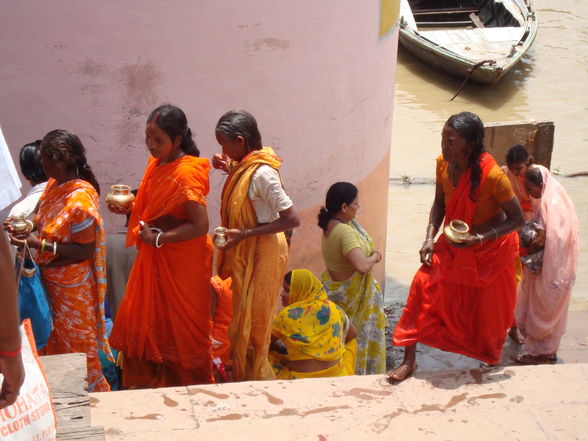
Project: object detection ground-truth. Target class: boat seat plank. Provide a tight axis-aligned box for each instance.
[469,13,485,28]
[413,8,478,16]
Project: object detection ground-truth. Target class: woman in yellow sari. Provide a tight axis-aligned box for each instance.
[213,109,300,381]
[270,269,357,379]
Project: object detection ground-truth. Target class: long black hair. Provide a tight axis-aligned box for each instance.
[19,140,47,184]
[40,130,101,194]
[317,182,358,231]
[215,109,262,152]
[446,112,485,201]
[147,104,200,157]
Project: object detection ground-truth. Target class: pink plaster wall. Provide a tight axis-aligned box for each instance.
[0,1,398,277]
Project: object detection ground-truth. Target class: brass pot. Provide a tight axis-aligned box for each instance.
[444,219,470,243]
[10,215,33,234]
[106,185,135,210]
[213,227,226,247]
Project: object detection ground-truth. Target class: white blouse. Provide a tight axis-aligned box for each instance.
[248,165,293,223]
[8,182,47,218]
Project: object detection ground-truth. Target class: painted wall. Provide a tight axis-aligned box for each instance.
[0,1,399,282]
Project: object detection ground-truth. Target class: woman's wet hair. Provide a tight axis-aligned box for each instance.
[147,104,200,157]
[40,130,101,194]
[19,140,47,184]
[525,166,543,187]
[317,182,358,231]
[446,111,485,201]
[215,109,262,152]
[283,271,292,285]
[506,144,530,165]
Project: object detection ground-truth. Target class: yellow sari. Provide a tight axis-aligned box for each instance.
[270,269,356,380]
[217,147,288,381]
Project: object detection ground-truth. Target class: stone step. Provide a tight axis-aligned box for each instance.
[90,363,588,440]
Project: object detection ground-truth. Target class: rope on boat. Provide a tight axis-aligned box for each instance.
[449,59,497,101]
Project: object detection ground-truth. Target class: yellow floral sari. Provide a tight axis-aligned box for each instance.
[270,269,356,379]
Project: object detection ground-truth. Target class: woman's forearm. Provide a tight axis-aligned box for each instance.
[247,206,300,237]
[158,222,208,245]
[0,234,20,351]
[247,216,299,237]
[29,236,95,262]
[426,202,445,240]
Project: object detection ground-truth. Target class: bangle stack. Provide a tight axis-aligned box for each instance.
[52,242,57,255]
[475,233,484,244]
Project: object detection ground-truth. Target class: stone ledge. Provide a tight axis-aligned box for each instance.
[91,363,588,440]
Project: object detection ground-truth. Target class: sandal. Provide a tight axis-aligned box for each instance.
[516,353,557,365]
[387,363,417,383]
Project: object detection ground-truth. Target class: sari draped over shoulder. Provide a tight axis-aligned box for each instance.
[270,269,355,379]
[514,165,579,356]
[36,178,113,392]
[109,156,214,387]
[393,153,519,364]
[321,220,387,375]
[217,147,288,381]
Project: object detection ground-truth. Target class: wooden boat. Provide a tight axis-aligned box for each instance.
[399,0,538,84]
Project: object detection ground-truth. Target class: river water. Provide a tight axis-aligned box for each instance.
[385,0,588,309]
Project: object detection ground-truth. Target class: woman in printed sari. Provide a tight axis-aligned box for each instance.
[212,109,300,381]
[389,112,525,382]
[109,105,214,388]
[269,269,357,379]
[318,182,386,375]
[514,166,579,364]
[8,130,113,392]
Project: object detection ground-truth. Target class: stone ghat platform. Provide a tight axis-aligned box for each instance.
[90,363,588,440]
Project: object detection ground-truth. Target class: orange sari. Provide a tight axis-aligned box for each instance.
[36,178,113,392]
[217,147,288,381]
[109,156,214,387]
[393,153,519,364]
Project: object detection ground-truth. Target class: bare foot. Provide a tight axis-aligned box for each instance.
[516,353,557,365]
[387,363,417,383]
[509,327,525,345]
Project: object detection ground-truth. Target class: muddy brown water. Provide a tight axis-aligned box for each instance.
[385,0,588,310]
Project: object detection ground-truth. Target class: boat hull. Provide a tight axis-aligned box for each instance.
[399,0,537,85]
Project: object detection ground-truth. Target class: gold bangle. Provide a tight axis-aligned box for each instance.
[41,239,46,252]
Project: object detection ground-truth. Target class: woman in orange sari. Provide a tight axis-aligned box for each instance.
[389,112,525,381]
[502,144,535,344]
[9,130,113,392]
[109,105,214,388]
[212,110,300,381]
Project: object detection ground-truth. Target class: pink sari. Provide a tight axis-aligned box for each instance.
[514,165,579,355]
